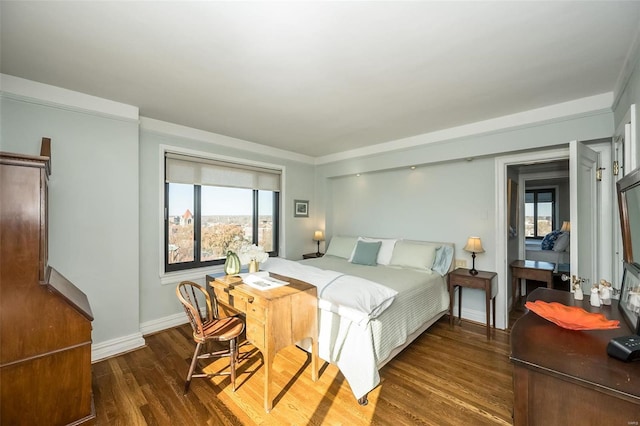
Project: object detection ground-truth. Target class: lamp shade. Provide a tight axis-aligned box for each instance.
[313,230,325,241]
[560,221,571,232]
[463,237,485,254]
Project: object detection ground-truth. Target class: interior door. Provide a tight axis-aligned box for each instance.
[570,140,599,294]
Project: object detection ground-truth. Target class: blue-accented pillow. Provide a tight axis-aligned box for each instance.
[432,245,454,276]
[350,240,382,266]
[541,230,562,250]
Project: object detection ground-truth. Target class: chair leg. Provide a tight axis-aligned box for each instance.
[184,342,203,394]
[230,338,237,392]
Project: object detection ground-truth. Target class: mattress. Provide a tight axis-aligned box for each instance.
[294,255,449,399]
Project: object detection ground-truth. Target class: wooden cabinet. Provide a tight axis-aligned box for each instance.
[511,288,640,425]
[0,141,95,425]
[207,273,318,412]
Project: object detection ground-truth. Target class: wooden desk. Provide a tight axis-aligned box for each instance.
[510,260,554,308]
[511,288,640,425]
[206,274,319,412]
[448,268,498,339]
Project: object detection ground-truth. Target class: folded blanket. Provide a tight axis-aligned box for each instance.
[262,257,397,326]
[525,300,620,330]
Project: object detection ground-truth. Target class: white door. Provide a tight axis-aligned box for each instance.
[570,141,599,293]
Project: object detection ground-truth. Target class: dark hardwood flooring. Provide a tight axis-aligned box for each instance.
[92,309,525,426]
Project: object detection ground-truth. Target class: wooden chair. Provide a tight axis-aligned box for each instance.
[176,281,245,393]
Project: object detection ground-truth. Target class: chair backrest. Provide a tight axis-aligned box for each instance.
[176,281,214,342]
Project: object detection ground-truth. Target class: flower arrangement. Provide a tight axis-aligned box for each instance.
[238,244,269,266]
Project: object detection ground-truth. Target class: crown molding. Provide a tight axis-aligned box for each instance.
[140,117,315,165]
[0,73,139,120]
[315,93,613,165]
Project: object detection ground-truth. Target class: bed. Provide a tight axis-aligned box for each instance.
[525,231,570,272]
[261,236,454,404]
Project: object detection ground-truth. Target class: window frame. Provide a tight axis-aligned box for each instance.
[525,187,557,239]
[160,146,283,278]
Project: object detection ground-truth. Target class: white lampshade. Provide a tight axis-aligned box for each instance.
[313,230,325,241]
[463,237,485,254]
[560,221,571,232]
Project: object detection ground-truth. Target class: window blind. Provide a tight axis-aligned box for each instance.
[165,153,281,191]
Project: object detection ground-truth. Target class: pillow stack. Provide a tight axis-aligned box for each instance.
[323,235,454,275]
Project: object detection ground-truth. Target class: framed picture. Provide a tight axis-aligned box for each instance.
[619,262,640,334]
[294,199,309,218]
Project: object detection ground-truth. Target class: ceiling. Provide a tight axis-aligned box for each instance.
[2,2,640,158]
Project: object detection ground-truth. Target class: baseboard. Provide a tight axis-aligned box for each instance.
[91,332,146,363]
[90,313,188,363]
[139,312,188,336]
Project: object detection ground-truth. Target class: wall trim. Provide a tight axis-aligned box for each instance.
[141,117,314,164]
[0,74,139,121]
[140,312,188,336]
[91,332,146,363]
[316,93,612,165]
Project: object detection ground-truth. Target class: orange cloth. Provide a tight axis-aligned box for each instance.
[525,300,620,330]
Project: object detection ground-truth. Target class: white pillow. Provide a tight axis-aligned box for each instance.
[432,245,454,276]
[389,241,437,270]
[325,236,358,259]
[553,232,570,252]
[351,237,398,265]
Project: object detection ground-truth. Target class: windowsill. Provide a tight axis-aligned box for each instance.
[160,265,225,285]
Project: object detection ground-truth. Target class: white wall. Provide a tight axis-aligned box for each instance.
[138,120,316,329]
[316,112,613,329]
[0,80,143,357]
[614,41,640,165]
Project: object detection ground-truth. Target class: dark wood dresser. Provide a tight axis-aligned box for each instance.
[0,140,95,425]
[511,288,640,425]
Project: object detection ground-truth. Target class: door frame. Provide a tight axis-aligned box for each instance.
[495,148,569,329]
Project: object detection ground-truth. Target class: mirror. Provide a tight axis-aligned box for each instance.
[619,262,640,334]
[617,167,640,266]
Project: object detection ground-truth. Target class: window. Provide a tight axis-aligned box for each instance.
[524,188,556,238]
[165,152,280,272]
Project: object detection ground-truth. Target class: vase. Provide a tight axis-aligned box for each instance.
[249,259,259,273]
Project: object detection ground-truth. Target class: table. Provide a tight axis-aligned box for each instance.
[510,260,554,308]
[302,252,324,259]
[511,288,640,425]
[448,268,498,339]
[206,273,319,412]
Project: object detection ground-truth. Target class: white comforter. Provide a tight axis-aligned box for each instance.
[260,256,448,400]
[261,257,398,326]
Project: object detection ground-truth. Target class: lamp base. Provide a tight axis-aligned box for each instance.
[469,252,478,275]
[316,240,321,256]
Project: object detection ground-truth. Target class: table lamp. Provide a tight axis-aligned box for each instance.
[313,230,324,256]
[560,221,571,232]
[463,236,484,275]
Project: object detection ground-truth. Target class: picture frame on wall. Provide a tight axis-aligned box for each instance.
[294,199,309,217]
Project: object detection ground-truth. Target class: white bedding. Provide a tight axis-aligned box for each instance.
[525,246,570,272]
[262,255,449,400]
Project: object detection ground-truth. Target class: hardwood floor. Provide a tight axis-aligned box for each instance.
[92,313,519,425]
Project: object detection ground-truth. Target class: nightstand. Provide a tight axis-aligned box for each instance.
[302,252,324,259]
[448,268,498,339]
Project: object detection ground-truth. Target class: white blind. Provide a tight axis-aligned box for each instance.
[165,153,281,191]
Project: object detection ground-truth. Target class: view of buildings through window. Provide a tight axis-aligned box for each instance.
[524,189,555,238]
[167,183,275,268]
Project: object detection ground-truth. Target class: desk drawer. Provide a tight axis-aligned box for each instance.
[452,275,481,287]
[246,318,265,348]
[515,268,551,282]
